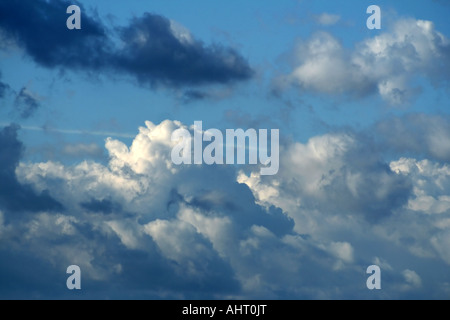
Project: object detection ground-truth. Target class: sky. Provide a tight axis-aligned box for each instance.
[0,0,450,299]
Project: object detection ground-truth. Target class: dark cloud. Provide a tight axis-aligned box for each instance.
[14,87,41,119]
[115,13,253,87]
[0,125,63,213]
[80,198,122,215]
[0,0,109,70]
[376,113,450,162]
[0,1,253,88]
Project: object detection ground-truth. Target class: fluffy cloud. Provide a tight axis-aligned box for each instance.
[0,0,253,89]
[5,120,293,298]
[0,120,449,298]
[277,18,450,104]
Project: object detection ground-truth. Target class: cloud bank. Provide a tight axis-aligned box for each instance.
[0,119,448,299]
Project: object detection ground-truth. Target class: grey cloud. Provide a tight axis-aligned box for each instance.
[314,13,341,26]
[0,125,63,213]
[0,0,109,71]
[243,132,412,223]
[376,113,450,162]
[0,79,9,99]
[182,89,209,103]
[0,0,253,89]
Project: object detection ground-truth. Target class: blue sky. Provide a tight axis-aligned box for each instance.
[0,0,450,299]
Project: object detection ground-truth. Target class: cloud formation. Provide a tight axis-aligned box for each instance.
[0,120,447,298]
[239,132,412,223]
[0,0,109,70]
[14,87,41,119]
[0,0,253,89]
[115,13,254,87]
[276,18,450,104]
[0,76,8,99]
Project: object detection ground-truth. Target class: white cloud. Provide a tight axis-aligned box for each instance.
[106,220,143,250]
[169,20,194,45]
[4,120,450,298]
[277,18,450,104]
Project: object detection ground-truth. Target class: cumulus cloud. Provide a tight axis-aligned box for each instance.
[0,120,448,298]
[389,158,450,264]
[238,129,450,297]
[5,120,294,298]
[0,0,253,89]
[275,32,376,97]
[276,18,450,104]
[14,87,41,119]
